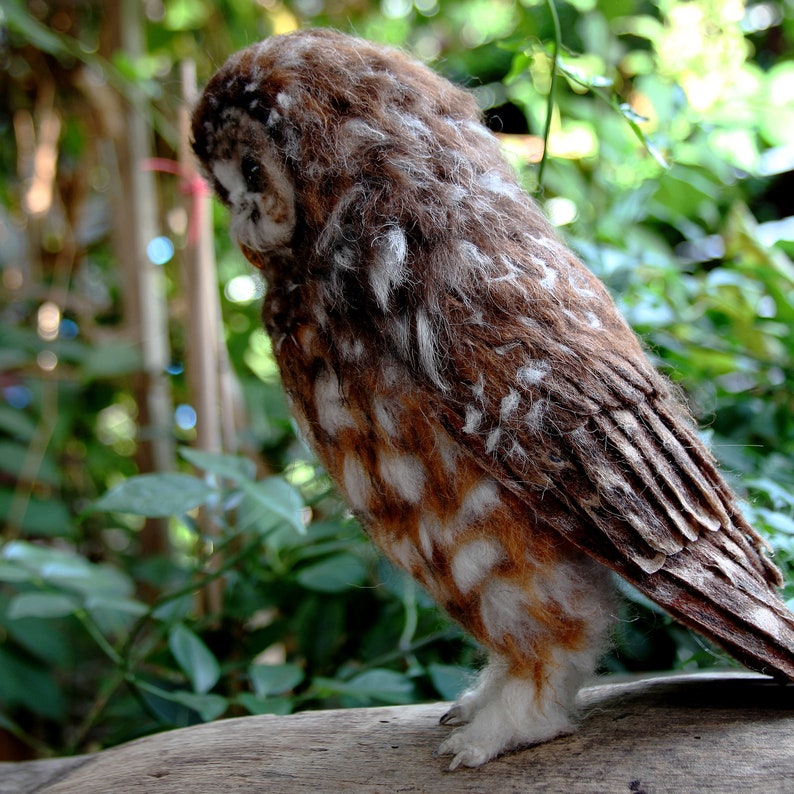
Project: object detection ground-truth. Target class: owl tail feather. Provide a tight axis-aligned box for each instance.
[561,398,794,681]
[623,400,794,681]
[637,532,794,682]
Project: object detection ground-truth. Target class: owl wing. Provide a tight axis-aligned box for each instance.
[427,260,794,681]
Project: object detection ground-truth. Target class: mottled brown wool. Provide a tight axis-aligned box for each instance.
[192,28,794,768]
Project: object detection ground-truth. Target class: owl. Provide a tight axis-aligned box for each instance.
[192,29,794,768]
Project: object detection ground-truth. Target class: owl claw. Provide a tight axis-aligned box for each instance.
[436,730,499,769]
[439,706,465,726]
[448,748,490,771]
[447,754,463,771]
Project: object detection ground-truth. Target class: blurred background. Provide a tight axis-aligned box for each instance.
[1,0,793,762]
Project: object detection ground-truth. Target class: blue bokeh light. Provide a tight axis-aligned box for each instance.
[59,318,79,339]
[174,403,197,430]
[147,236,175,266]
[4,385,32,409]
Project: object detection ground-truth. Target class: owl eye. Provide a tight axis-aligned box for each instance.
[241,153,266,193]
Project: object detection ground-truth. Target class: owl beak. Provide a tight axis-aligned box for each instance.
[240,243,268,271]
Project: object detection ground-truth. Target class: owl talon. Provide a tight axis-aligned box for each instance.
[439,706,465,726]
[448,751,481,771]
[436,729,504,769]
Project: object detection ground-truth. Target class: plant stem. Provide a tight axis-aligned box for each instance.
[64,667,128,755]
[537,0,562,193]
[398,577,418,652]
[119,534,265,667]
[5,366,59,540]
[76,609,125,666]
[67,536,265,748]
[339,628,462,680]
[0,716,54,757]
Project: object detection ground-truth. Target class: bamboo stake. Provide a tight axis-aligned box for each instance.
[110,0,175,562]
[120,0,174,472]
[179,59,226,617]
[179,60,223,460]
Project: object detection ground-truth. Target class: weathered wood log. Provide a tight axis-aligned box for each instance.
[2,672,792,793]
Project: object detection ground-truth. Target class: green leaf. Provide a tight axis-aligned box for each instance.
[0,491,74,537]
[0,407,37,442]
[51,563,134,599]
[163,0,212,31]
[249,663,304,697]
[2,0,74,58]
[504,50,533,84]
[0,561,32,583]
[86,594,148,635]
[296,553,367,593]
[179,447,257,482]
[314,669,416,705]
[2,614,80,667]
[2,539,68,569]
[427,663,471,701]
[0,646,66,719]
[749,479,794,511]
[168,623,220,694]
[760,62,794,147]
[237,693,293,716]
[85,595,148,617]
[239,477,306,535]
[152,594,194,622]
[90,473,215,517]
[7,592,80,619]
[756,509,794,536]
[2,540,135,599]
[617,103,669,169]
[159,690,228,722]
[559,61,614,88]
[0,440,61,485]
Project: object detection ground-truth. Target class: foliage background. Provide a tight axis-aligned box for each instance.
[1,0,793,761]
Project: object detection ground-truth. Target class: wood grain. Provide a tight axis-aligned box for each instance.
[2,672,792,793]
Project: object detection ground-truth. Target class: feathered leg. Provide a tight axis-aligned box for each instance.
[436,550,613,769]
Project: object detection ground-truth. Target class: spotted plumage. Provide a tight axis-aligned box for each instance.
[192,28,794,769]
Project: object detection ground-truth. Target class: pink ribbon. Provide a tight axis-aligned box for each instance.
[141,158,211,247]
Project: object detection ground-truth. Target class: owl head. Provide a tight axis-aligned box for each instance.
[191,29,522,281]
[190,45,300,258]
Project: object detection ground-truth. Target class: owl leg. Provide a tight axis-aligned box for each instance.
[436,654,576,769]
[436,555,613,769]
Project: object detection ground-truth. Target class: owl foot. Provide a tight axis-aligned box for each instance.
[436,704,573,770]
[436,660,576,769]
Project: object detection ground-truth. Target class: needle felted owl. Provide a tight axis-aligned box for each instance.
[192,28,794,768]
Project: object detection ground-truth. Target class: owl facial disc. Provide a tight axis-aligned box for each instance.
[204,112,296,264]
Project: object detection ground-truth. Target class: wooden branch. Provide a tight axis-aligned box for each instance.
[2,672,792,793]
